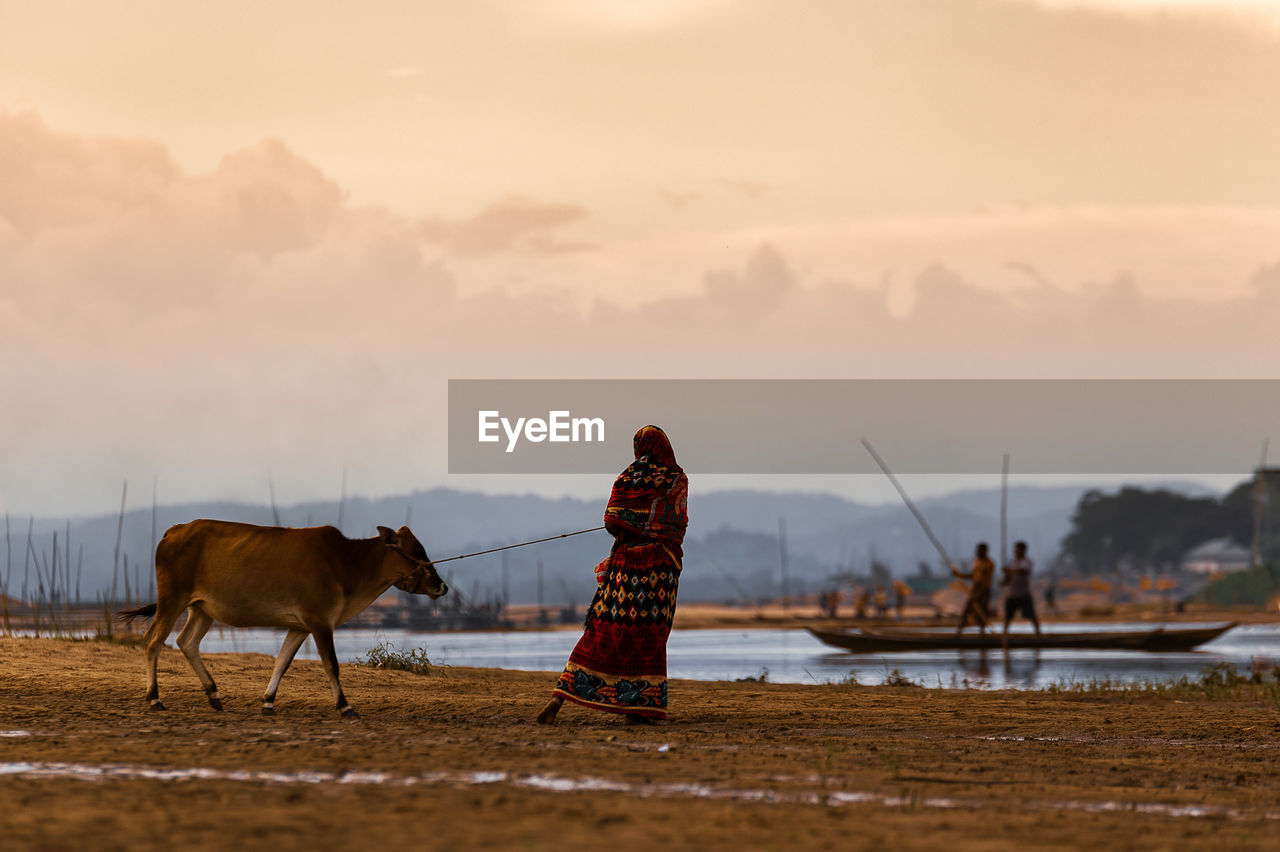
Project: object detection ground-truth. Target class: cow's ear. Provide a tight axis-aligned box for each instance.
[377,525,397,544]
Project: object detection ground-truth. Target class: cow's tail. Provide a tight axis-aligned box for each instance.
[116,602,158,624]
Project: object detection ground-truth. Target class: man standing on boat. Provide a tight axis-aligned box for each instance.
[952,543,994,635]
[1001,541,1042,647]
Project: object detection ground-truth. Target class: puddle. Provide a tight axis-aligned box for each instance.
[0,731,33,738]
[0,760,1275,822]
[977,734,1280,750]
[519,775,631,793]
[978,735,1067,743]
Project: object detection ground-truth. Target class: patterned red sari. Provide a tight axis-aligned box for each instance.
[551,425,689,720]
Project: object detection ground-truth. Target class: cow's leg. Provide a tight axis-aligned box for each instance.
[141,598,187,710]
[311,627,357,718]
[261,629,309,715]
[176,607,222,711]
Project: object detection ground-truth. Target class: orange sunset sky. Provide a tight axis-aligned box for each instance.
[2,0,1279,515]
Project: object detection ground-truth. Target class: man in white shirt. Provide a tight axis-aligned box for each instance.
[1001,541,1041,647]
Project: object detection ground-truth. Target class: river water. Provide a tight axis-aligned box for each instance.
[193,622,1280,690]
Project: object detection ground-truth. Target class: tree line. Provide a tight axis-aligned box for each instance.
[1057,476,1278,575]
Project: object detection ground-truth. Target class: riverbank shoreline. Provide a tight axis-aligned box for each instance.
[2,637,1278,850]
[671,602,1279,631]
[2,600,1273,638]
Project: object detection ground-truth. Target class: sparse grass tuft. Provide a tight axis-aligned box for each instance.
[87,632,144,646]
[815,657,1280,712]
[1264,681,1280,713]
[359,640,432,676]
[817,740,839,805]
[1044,659,1280,708]
[878,745,903,780]
[883,666,920,688]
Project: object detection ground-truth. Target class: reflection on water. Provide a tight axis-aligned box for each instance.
[191,622,1280,690]
[943,650,1044,689]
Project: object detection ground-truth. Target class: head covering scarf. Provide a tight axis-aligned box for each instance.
[603,425,688,551]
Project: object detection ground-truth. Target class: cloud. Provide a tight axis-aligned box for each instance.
[703,244,795,314]
[418,195,592,257]
[2,112,1280,515]
[1251,262,1280,300]
[0,110,177,236]
[385,66,429,79]
[1026,0,1280,32]
[500,0,736,34]
[715,178,774,199]
[208,138,345,257]
[658,188,700,209]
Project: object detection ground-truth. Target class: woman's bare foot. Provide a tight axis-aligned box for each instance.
[625,713,656,726]
[535,696,563,725]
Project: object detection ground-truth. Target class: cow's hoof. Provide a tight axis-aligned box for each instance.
[340,706,360,719]
[260,705,274,716]
[208,698,224,712]
[149,700,166,711]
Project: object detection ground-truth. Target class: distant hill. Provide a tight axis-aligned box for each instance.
[0,481,1225,606]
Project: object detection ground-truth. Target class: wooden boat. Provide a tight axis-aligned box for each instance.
[1137,622,1240,652]
[806,622,1237,653]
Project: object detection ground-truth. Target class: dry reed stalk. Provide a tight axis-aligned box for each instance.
[64,521,71,605]
[99,592,112,639]
[268,469,281,526]
[2,513,11,635]
[110,480,127,607]
[51,531,60,628]
[22,517,32,605]
[39,542,60,636]
[30,537,45,636]
[150,477,158,597]
[337,465,348,531]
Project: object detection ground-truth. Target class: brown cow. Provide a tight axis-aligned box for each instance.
[118,521,447,717]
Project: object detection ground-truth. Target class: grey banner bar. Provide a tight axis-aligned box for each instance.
[447,380,1279,474]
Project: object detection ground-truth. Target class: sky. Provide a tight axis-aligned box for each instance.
[2,0,1279,517]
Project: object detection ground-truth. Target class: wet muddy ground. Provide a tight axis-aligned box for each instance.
[2,637,1278,850]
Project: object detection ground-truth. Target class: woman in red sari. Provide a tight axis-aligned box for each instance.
[536,425,688,725]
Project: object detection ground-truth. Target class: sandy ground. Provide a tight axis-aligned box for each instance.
[1,636,1278,851]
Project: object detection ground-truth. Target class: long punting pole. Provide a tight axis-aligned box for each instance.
[778,517,790,610]
[861,438,958,572]
[1000,453,1010,569]
[1254,439,1269,568]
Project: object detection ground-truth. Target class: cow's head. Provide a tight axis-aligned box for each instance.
[379,525,449,599]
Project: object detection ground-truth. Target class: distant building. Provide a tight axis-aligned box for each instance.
[1182,537,1252,576]
[1251,466,1280,567]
